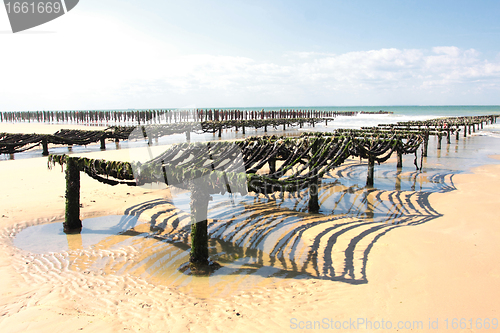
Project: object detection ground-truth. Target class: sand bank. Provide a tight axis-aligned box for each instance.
[1,127,500,332]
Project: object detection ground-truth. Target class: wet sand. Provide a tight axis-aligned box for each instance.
[1,124,500,332]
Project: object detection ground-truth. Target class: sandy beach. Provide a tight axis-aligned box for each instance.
[1,123,500,332]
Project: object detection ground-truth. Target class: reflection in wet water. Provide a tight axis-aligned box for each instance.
[14,215,142,254]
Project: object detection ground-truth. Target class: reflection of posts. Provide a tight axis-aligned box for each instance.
[189,181,212,264]
[64,157,82,234]
[66,232,83,252]
[365,189,375,219]
[395,170,401,191]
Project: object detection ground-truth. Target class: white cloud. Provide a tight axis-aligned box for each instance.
[1,10,500,109]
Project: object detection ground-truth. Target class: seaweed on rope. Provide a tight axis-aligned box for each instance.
[47,131,426,195]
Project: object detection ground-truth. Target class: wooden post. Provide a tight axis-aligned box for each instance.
[218,126,222,138]
[308,139,320,213]
[242,125,245,134]
[189,184,211,265]
[186,130,191,142]
[42,137,49,156]
[423,133,429,157]
[455,128,459,141]
[308,177,320,213]
[100,137,106,150]
[464,124,467,138]
[366,156,375,187]
[437,133,442,150]
[269,158,276,174]
[64,157,82,233]
[446,130,451,144]
[396,149,403,169]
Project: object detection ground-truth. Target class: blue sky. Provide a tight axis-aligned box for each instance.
[1,0,500,110]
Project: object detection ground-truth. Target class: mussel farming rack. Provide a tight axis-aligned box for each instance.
[1,118,332,156]
[47,113,500,267]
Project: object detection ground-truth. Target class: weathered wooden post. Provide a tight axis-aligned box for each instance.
[218,126,222,138]
[242,125,245,134]
[366,156,375,187]
[437,133,442,150]
[446,129,451,144]
[189,181,212,270]
[64,157,82,233]
[455,128,459,141]
[42,137,49,156]
[396,148,403,169]
[100,137,106,150]
[423,132,429,157]
[269,158,276,174]
[308,138,320,213]
[308,177,320,213]
[185,130,191,142]
[464,124,467,138]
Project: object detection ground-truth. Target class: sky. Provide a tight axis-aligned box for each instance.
[1,0,500,110]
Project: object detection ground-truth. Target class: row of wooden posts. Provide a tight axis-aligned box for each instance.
[0,109,375,125]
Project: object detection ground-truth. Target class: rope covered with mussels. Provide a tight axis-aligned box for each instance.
[48,132,423,195]
[1,118,331,155]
